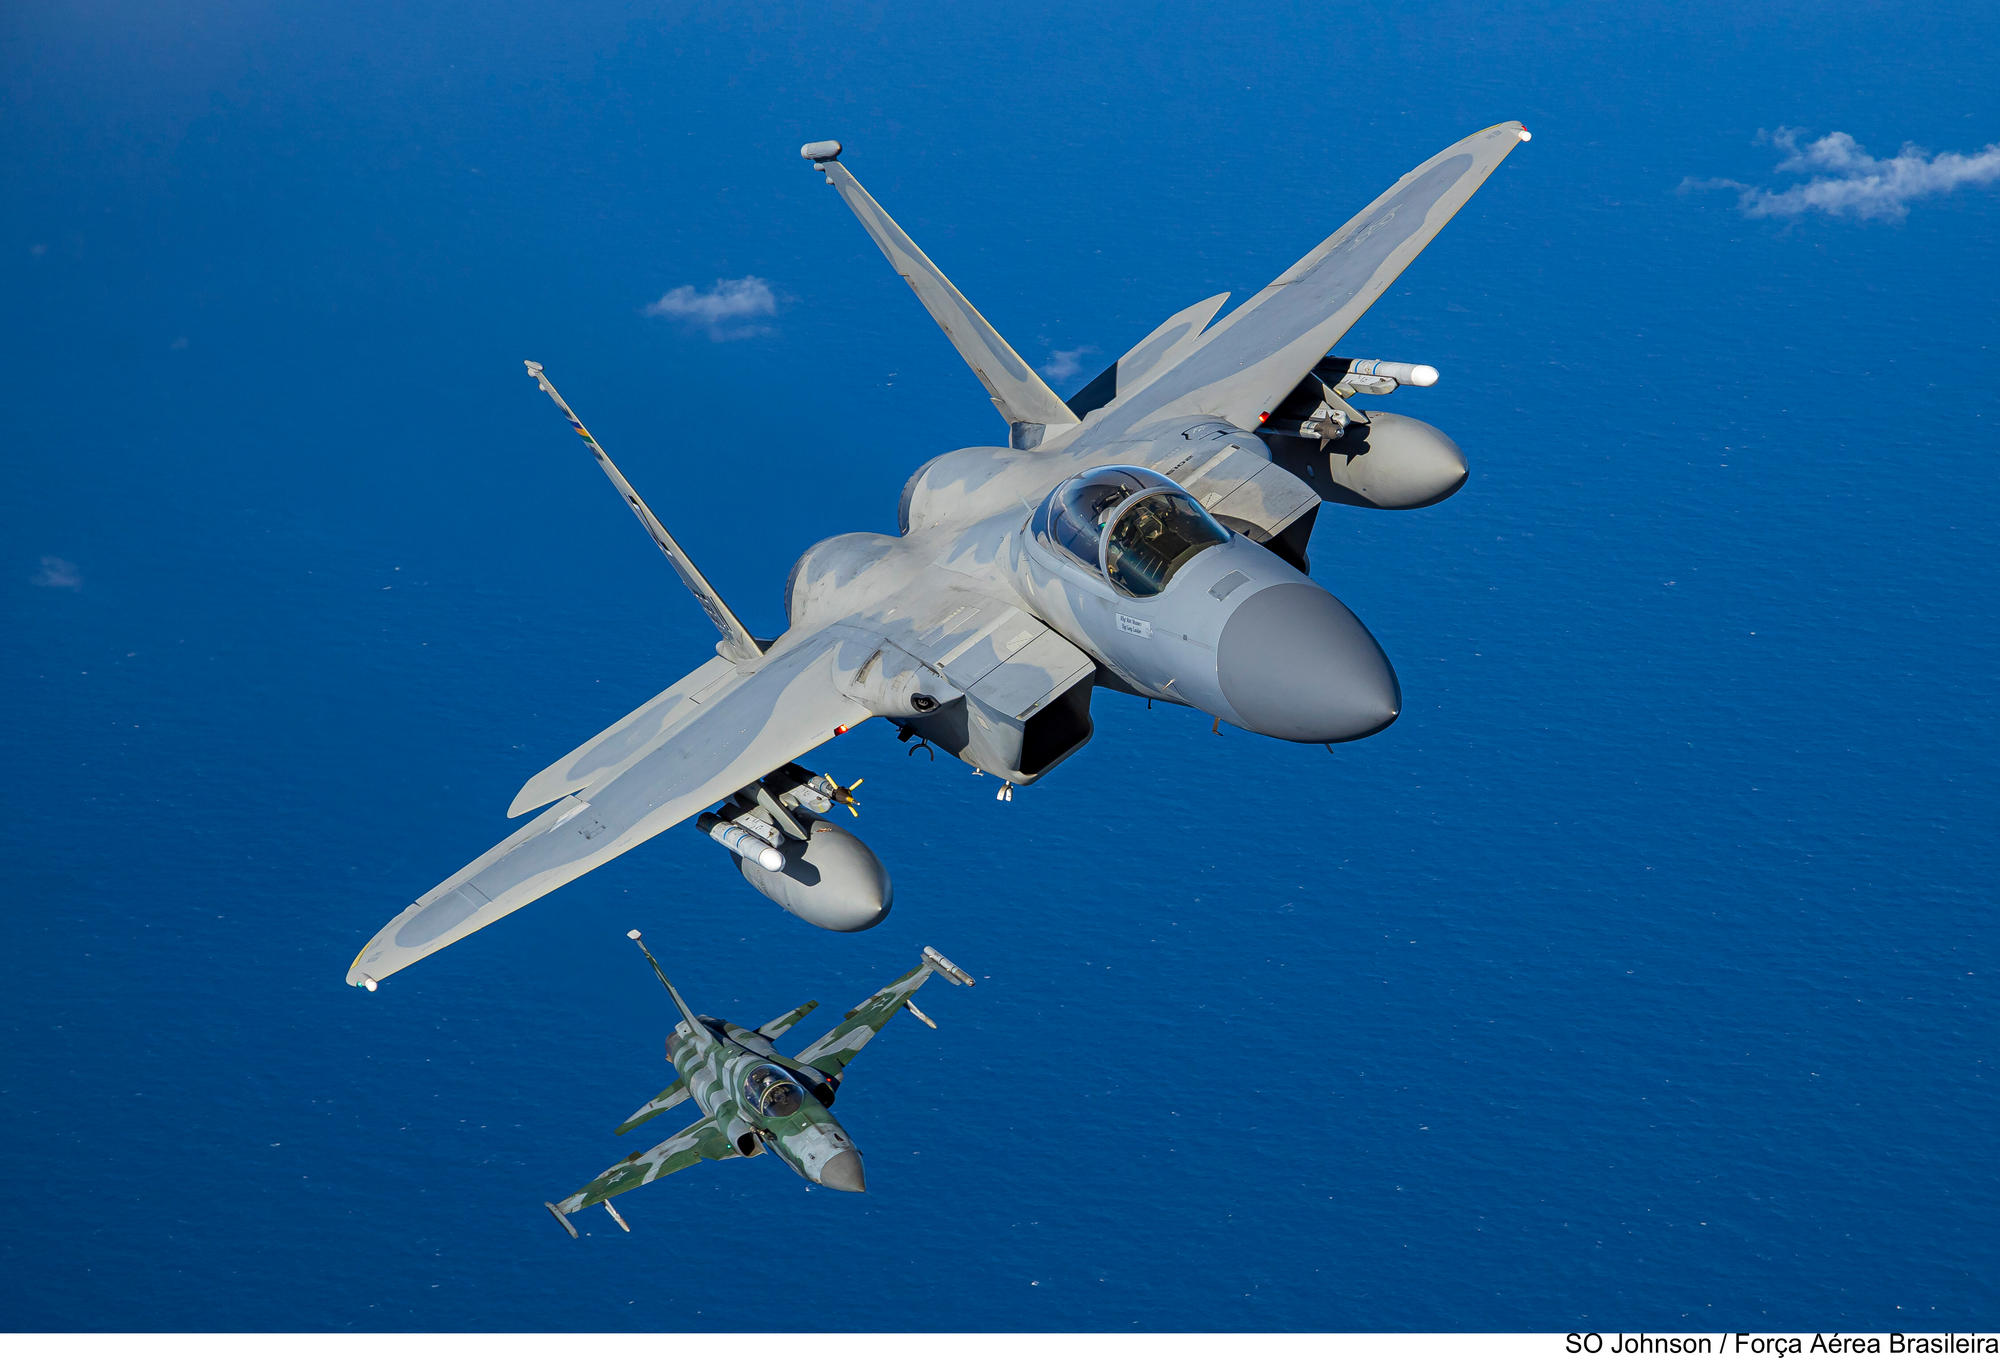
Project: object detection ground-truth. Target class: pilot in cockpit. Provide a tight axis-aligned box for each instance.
[744,1065,805,1118]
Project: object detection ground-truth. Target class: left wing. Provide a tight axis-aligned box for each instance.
[346,630,871,988]
[791,947,973,1079]
[550,1112,734,1223]
[1087,122,1529,439]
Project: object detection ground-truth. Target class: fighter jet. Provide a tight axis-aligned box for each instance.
[543,933,973,1235]
[347,122,1530,990]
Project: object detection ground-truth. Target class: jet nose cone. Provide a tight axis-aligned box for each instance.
[1217,583,1401,743]
[817,1149,867,1193]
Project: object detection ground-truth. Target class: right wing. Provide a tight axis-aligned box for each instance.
[1088,122,1528,438]
[506,654,740,819]
[346,630,871,988]
[553,1112,734,1215]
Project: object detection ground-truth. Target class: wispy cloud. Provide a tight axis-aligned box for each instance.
[1688,128,2000,221]
[1039,347,1096,383]
[643,275,779,340]
[32,556,81,590]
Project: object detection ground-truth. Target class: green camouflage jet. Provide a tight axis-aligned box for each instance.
[544,932,973,1236]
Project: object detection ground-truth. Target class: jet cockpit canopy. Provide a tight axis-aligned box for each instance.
[744,1065,805,1118]
[1030,465,1230,598]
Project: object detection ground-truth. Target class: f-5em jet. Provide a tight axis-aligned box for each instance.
[544,933,972,1235]
[347,123,1530,990]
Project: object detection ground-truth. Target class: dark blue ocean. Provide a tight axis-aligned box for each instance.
[4,0,1995,1332]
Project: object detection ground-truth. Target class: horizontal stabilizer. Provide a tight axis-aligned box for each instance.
[756,999,820,1042]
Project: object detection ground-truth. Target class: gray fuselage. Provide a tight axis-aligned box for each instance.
[784,414,1401,769]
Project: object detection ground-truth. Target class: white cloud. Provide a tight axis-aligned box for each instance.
[32,556,81,590]
[643,275,779,340]
[1039,347,1096,383]
[1691,128,2000,221]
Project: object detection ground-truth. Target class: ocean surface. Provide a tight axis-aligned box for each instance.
[3,0,1995,1332]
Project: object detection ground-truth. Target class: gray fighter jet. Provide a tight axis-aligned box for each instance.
[347,122,1530,990]
[544,933,972,1234]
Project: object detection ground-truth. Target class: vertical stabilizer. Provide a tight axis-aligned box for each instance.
[627,930,709,1045]
[525,362,763,663]
[801,141,1078,449]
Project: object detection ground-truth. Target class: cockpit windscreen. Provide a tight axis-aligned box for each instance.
[744,1065,805,1118]
[1031,465,1229,595]
[1104,489,1230,597]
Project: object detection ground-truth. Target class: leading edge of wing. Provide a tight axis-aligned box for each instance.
[791,948,968,1076]
[555,1113,733,1214]
[1090,122,1529,437]
[346,632,872,988]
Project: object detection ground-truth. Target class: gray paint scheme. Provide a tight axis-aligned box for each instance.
[813,156,1077,439]
[347,123,1526,988]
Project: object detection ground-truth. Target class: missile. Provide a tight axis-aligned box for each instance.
[698,813,785,871]
[1314,357,1440,396]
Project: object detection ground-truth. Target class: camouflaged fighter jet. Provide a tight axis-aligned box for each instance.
[346,123,1531,991]
[543,934,972,1234]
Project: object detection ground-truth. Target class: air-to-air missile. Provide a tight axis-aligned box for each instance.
[543,932,973,1236]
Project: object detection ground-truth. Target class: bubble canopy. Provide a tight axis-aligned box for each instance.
[1030,465,1231,597]
[744,1065,804,1118]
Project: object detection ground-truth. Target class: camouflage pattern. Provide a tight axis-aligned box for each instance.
[544,940,973,1235]
[613,998,820,1137]
[349,124,1528,988]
